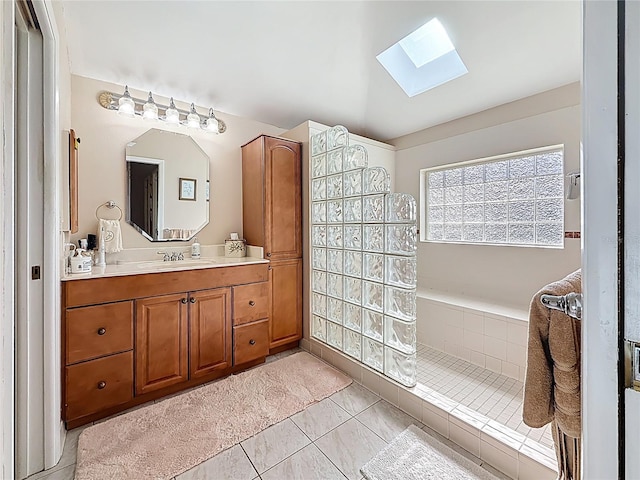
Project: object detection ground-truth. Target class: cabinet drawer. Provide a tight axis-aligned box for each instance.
[65,351,133,421]
[66,301,133,364]
[233,282,269,325]
[233,320,269,365]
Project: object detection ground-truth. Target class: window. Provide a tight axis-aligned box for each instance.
[420,146,565,247]
[376,18,468,97]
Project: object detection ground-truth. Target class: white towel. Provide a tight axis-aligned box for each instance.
[99,219,123,253]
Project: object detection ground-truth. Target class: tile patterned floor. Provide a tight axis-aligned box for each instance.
[416,343,554,449]
[28,359,508,480]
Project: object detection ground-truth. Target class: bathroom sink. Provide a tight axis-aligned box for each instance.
[116,259,217,269]
[136,259,217,269]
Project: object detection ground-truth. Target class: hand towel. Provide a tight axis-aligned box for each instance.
[99,219,123,253]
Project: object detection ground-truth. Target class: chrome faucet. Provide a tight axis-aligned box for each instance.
[157,251,171,262]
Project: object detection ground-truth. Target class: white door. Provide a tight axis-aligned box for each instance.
[624,1,640,478]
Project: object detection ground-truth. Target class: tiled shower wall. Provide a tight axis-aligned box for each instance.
[309,125,418,387]
[417,296,529,381]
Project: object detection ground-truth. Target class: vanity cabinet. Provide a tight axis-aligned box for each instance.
[189,288,232,378]
[269,258,303,348]
[62,263,268,428]
[135,293,189,395]
[242,135,302,351]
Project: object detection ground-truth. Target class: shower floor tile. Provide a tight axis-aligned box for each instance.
[416,344,554,450]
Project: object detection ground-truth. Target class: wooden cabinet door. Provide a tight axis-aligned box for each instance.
[269,258,302,349]
[135,293,188,395]
[264,137,301,260]
[189,288,232,378]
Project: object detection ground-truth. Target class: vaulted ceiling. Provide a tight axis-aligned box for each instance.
[61,1,581,141]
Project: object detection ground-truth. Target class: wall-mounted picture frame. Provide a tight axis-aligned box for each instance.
[179,177,197,201]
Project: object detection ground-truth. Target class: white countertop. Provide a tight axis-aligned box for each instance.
[61,255,269,281]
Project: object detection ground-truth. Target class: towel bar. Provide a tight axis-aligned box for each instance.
[541,292,582,320]
[95,200,123,221]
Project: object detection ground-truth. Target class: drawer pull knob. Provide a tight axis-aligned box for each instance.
[249,300,255,307]
[181,298,188,304]
[266,252,271,257]
[190,297,196,304]
[249,339,256,345]
[97,328,106,335]
[97,381,106,389]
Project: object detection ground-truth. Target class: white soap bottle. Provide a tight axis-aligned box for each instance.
[191,237,201,259]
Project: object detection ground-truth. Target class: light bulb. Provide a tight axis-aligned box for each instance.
[142,92,158,121]
[165,97,180,124]
[205,108,219,133]
[118,86,135,117]
[186,103,200,129]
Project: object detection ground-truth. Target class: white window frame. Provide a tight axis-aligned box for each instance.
[419,144,565,248]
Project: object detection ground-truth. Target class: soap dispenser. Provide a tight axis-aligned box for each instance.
[191,237,201,259]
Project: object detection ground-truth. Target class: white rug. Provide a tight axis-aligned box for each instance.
[75,352,351,480]
[361,425,500,480]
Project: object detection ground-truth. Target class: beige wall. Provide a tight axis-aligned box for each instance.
[392,87,581,311]
[70,75,284,248]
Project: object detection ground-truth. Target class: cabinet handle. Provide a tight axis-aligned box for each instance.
[190,297,196,304]
[97,327,106,335]
[266,252,271,257]
[249,300,255,307]
[249,339,256,345]
[97,381,106,389]
[181,298,188,304]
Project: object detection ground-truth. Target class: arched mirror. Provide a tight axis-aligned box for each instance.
[126,129,209,241]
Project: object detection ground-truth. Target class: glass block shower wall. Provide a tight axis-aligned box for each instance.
[309,125,418,387]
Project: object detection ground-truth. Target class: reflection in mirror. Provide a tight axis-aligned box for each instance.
[126,129,209,241]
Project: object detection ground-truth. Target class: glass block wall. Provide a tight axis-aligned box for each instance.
[309,125,418,387]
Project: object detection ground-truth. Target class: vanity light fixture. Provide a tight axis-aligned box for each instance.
[186,103,201,129]
[117,86,135,117]
[205,108,219,133]
[99,86,227,134]
[165,97,180,125]
[142,92,158,121]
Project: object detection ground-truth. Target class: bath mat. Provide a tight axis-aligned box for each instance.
[361,425,499,480]
[75,352,351,480]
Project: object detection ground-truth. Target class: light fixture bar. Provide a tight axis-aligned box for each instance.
[98,88,227,134]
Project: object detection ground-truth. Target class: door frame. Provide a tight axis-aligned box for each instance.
[0,1,17,477]
[582,0,621,478]
[1,0,62,477]
[31,0,64,471]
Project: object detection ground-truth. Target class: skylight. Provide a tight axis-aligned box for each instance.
[377,18,468,97]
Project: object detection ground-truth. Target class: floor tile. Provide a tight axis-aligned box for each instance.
[261,444,347,480]
[176,445,257,480]
[315,418,386,480]
[355,400,421,442]
[329,383,379,416]
[291,398,351,440]
[241,419,310,474]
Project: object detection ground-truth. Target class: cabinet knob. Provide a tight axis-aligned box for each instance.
[249,339,256,345]
[97,381,106,389]
[249,300,255,307]
[190,297,196,303]
[97,327,106,335]
[266,252,271,257]
[181,298,188,304]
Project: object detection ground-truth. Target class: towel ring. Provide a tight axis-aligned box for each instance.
[95,201,123,221]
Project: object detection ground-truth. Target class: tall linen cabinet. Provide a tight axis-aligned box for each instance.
[242,136,302,352]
